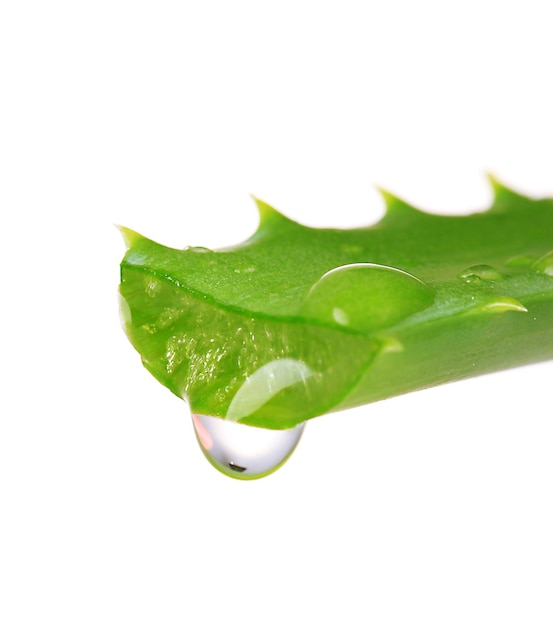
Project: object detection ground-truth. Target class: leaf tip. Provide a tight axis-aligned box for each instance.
[486,173,530,208]
[374,185,396,207]
[250,196,302,231]
[116,225,144,250]
[375,186,424,222]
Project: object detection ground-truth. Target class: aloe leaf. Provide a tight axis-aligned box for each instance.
[119,179,553,430]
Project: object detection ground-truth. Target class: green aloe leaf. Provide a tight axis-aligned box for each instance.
[119,178,553,430]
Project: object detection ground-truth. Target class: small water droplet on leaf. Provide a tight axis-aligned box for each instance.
[505,255,537,269]
[300,263,434,332]
[479,296,528,314]
[532,251,553,276]
[457,264,504,282]
[187,246,212,253]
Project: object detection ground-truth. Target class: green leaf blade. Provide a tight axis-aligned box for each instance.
[119,181,553,428]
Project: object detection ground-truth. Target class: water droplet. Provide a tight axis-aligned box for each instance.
[226,358,316,421]
[332,307,349,326]
[187,246,212,253]
[457,264,504,282]
[300,263,434,332]
[479,296,527,313]
[532,251,553,276]
[192,413,305,479]
[118,292,132,328]
[505,254,537,269]
[378,335,404,354]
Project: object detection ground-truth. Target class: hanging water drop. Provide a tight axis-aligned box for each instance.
[191,413,305,479]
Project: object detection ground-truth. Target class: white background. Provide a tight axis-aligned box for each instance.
[1,1,552,624]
